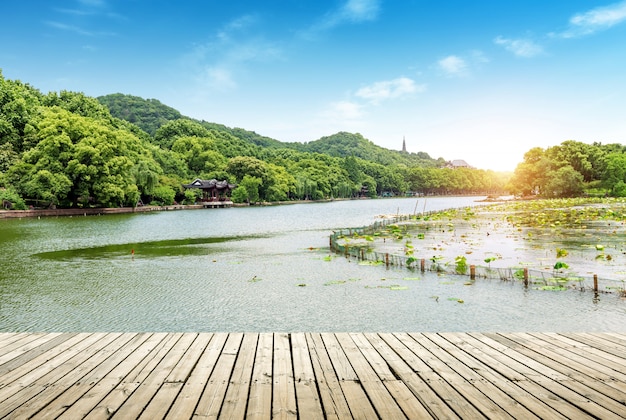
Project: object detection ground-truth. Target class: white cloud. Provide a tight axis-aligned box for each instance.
[305,0,381,36]
[494,36,543,57]
[556,1,626,38]
[437,55,468,76]
[355,77,423,103]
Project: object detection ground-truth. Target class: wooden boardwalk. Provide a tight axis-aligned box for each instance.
[0,332,624,419]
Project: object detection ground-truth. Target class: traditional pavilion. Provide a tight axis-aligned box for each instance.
[183,179,236,204]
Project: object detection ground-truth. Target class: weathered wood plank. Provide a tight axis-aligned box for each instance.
[246,332,273,420]
[427,333,567,420]
[139,333,214,420]
[336,333,407,419]
[321,333,378,419]
[219,332,258,419]
[165,333,228,420]
[58,333,168,420]
[499,333,626,393]
[416,333,539,420]
[0,333,87,389]
[84,332,176,419]
[468,332,624,419]
[291,332,324,419]
[307,333,353,420]
[0,333,63,368]
[398,333,510,419]
[0,332,623,419]
[34,333,150,420]
[193,332,244,418]
[358,334,434,420]
[3,333,129,419]
[373,333,460,419]
[272,332,297,419]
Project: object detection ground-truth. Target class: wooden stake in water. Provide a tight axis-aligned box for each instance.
[594,274,598,292]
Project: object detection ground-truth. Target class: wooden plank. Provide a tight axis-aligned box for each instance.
[0,333,63,368]
[306,333,353,420]
[321,333,378,419]
[32,333,149,420]
[57,333,169,420]
[486,333,626,416]
[139,333,214,420]
[0,333,112,417]
[358,334,434,420]
[0,333,88,389]
[291,332,324,419]
[193,332,244,418]
[219,332,259,419]
[416,333,539,420]
[372,333,460,419]
[2,333,130,419]
[529,333,626,381]
[272,332,297,419]
[522,333,626,383]
[441,332,589,419]
[560,332,626,360]
[336,333,407,419]
[398,333,511,419]
[427,333,567,420]
[166,333,228,420]
[0,332,623,419]
[468,333,624,420]
[110,332,194,419]
[0,332,29,351]
[84,332,178,419]
[246,333,274,420]
[320,332,358,381]
[381,333,485,419]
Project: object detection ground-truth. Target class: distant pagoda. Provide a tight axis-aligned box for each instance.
[402,136,407,153]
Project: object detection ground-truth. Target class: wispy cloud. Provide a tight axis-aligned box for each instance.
[554,1,626,38]
[184,14,283,91]
[355,77,424,103]
[494,36,543,57]
[304,0,381,37]
[437,55,468,77]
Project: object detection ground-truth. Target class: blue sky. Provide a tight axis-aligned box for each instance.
[2,1,626,171]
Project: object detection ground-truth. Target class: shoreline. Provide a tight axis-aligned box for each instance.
[0,194,493,219]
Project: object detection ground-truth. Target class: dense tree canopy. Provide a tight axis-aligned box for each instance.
[507,140,626,198]
[1,70,512,209]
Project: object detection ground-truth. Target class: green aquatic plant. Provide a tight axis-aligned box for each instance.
[454,255,468,274]
[556,248,568,258]
[553,261,569,274]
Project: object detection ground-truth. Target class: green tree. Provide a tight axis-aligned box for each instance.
[543,165,584,198]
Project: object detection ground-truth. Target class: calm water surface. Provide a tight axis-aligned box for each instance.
[1,197,624,332]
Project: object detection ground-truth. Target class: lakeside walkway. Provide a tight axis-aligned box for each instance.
[0,332,624,419]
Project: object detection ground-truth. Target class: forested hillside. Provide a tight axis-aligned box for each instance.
[1,71,509,209]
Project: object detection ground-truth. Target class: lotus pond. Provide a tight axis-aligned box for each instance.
[0,197,624,332]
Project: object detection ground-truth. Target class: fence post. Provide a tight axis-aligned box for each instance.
[523,268,529,287]
[470,265,476,280]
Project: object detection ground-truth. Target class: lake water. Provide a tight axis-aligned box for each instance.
[1,197,624,332]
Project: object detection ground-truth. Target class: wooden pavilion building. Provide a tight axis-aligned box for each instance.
[183,179,236,208]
